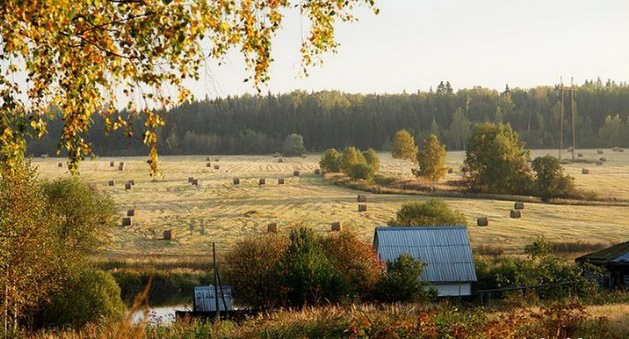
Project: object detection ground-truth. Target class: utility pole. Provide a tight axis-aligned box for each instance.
[559,77,564,160]
[570,77,576,160]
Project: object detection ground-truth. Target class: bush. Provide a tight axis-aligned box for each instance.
[39,268,124,328]
[372,254,435,302]
[362,148,380,172]
[388,199,467,226]
[282,133,306,156]
[319,148,341,173]
[348,162,375,180]
[531,155,576,200]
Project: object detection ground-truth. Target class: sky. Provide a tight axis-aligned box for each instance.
[191,0,629,99]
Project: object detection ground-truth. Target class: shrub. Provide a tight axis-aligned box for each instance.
[362,148,380,172]
[531,155,576,200]
[388,199,467,226]
[319,148,341,173]
[39,268,124,328]
[348,162,375,180]
[282,133,306,156]
[340,146,365,174]
[372,254,435,302]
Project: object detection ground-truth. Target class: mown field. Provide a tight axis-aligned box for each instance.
[32,149,629,260]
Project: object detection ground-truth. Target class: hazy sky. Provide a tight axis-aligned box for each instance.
[192,0,629,98]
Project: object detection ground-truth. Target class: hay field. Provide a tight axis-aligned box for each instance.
[32,149,629,257]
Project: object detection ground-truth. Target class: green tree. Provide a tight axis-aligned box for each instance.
[340,146,366,175]
[282,133,307,157]
[449,107,471,150]
[416,134,447,191]
[598,114,625,147]
[392,129,418,176]
[465,122,533,194]
[531,155,575,201]
[363,148,381,172]
[319,148,341,173]
[373,254,434,303]
[388,199,466,226]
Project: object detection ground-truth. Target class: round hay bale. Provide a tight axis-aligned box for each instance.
[163,229,175,240]
[301,154,307,158]
[619,148,625,153]
[41,153,49,159]
[600,157,607,162]
[581,168,590,174]
[293,170,300,177]
[191,179,198,185]
[358,204,367,212]
[597,150,604,154]
[125,183,132,190]
[267,223,277,233]
[278,158,284,163]
[357,194,367,202]
[596,161,603,166]
[258,178,266,185]
[121,217,131,226]
[214,164,220,170]
[372,186,382,194]
[108,180,115,186]
[215,158,220,162]
[577,152,583,158]
[447,168,454,174]
[206,156,211,161]
[188,177,194,183]
[109,161,115,167]
[58,162,63,168]
[331,222,342,232]
[118,162,125,171]
[514,201,524,210]
[272,152,280,158]
[613,147,619,152]
[127,209,136,217]
[278,178,285,185]
[233,178,240,185]
[206,162,212,167]
[128,180,135,185]
[477,217,488,226]
[510,210,521,218]
[314,169,321,175]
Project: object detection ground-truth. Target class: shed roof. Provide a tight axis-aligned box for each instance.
[576,241,629,265]
[373,226,477,283]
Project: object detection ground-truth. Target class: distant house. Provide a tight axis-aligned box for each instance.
[576,241,629,288]
[373,226,477,297]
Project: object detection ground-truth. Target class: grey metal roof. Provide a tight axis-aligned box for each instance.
[373,226,477,283]
[194,286,233,312]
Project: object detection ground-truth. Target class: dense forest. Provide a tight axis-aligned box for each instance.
[28,79,629,156]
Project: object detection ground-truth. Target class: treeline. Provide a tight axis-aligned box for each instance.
[28,79,629,156]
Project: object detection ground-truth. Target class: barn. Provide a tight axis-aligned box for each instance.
[576,241,629,288]
[373,226,477,297]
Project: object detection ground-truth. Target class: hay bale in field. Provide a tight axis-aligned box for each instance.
[125,183,132,190]
[357,194,367,202]
[372,186,382,194]
[206,162,212,167]
[109,161,115,167]
[301,154,307,158]
[128,180,135,185]
[108,180,115,186]
[191,179,198,185]
[514,201,524,210]
[122,217,131,226]
[577,152,583,158]
[233,178,240,185]
[278,178,285,185]
[118,162,125,171]
[214,164,220,170]
[447,168,453,174]
[40,153,49,159]
[127,209,136,217]
[267,223,277,233]
[600,157,607,162]
[278,158,284,163]
[597,150,604,154]
[206,156,211,161]
[314,169,321,175]
[188,177,194,183]
[331,222,342,232]
[596,161,603,166]
[293,170,300,177]
[510,210,521,218]
[358,204,367,212]
[477,217,488,226]
[58,162,63,168]
[613,147,619,152]
[215,158,220,162]
[619,148,625,153]
[581,168,590,174]
[163,229,175,240]
[259,178,266,185]
[272,152,280,158]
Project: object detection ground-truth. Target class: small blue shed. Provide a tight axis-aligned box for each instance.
[373,226,477,296]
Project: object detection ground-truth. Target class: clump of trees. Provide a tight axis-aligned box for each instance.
[0,167,123,331]
[282,133,307,156]
[531,155,576,201]
[389,199,467,226]
[224,227,434,309]
[319,146,380,180]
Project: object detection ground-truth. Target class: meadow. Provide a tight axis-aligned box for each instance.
[32,148,629,262]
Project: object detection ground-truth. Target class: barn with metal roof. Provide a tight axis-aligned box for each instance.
[373,226,477,297]
[576,241,629,288]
